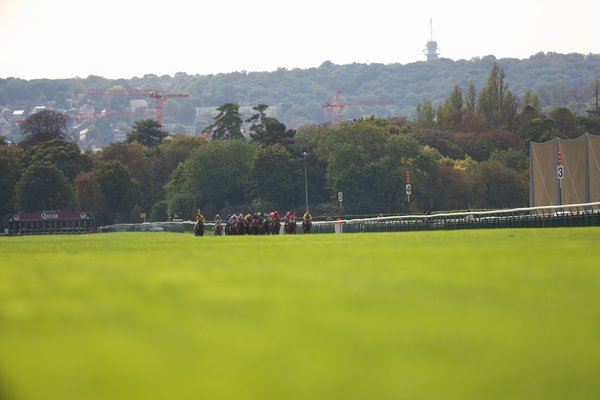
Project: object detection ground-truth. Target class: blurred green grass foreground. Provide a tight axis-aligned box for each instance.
[1,228,599,400]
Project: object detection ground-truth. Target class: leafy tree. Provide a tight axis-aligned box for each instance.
[415,101,436,128]
[576,114,600,135]
[155,135,207,193]
[73,171,104,214]
[464,83,478,121]
[522,117,558,144]
[203,103,243,140]
[247,104,296,148]
[246,104,269,136]
[478,62,516,130]
[292,126,331,208]
[408,145,445,213]
[129,204,143,223]
[165,140,256,216]
[248,144,299,210]
[258,117,295,148]
[431,163,471,211]
[150,200,169,222]
[376,134,424,213]
[95,161,141,223]
[471,160,528,209]
[0,145,23,218]
[409,129,464,160]
[502,90,518,131]
[21,139,92,182]
[16,163,73,212]
[515,90,543,140]
[19,110,69,147]
[549,107,580,138]
[157,135,206,171]
[96,142,159,212]
[522,90,541,111]
[489,148,529,172]
[450,130,524,161]
[315,121,397,214]
[126,119,168,147]
[438,86,464,129]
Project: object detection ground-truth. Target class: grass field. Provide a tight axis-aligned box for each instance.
[1,228,599,400]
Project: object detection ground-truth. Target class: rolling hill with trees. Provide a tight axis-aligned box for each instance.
[1,52,599,130]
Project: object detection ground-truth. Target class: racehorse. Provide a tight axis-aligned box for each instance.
[302,218,312,234]
[228,218,245,235]
[260,219,271,235]
[214,222,223,236]
[250,219,260,235]
[284,218,297,234]
[270,218,281,235]
[194,220,204,236]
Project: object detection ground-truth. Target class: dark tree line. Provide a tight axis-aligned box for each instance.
[3,62,600,229]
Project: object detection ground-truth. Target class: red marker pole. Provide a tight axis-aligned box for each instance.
[405,170,411,203]
[557,150,564,204]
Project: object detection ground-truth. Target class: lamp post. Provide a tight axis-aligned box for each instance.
[303,151,309,212]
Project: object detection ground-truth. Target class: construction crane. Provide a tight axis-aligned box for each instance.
[67,109,147,121]
[322,91,394,124]
[74,88,190,124]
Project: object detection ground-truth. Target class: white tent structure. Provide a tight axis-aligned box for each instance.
[530,133,600,206]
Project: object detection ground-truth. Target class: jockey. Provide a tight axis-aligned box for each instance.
[215,214,221,224]
[196,211,205,223]
[273,211,280,221]
[303,210,312,221]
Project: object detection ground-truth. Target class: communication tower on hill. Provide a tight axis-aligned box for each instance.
[424,18,439,61]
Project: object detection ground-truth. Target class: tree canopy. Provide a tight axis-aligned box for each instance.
[127,119,168,147]
[203,103,243,140]
[19,110,69,147]
[16,163,73,212]
[21,139,92,182]
[165,139,257,217]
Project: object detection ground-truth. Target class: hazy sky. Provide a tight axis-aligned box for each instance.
[1,0,599,80]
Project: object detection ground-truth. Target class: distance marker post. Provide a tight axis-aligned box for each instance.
[557,150,564,205]
[405,170,411,203]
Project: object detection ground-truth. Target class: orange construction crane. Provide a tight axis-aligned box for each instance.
[74,88,190,124]
[322,91,394,124]
[67,109,147,121]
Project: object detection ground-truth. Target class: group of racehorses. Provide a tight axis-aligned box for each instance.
[194,215,312,237]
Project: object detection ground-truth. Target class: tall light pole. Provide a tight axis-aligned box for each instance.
[303,151,309,212]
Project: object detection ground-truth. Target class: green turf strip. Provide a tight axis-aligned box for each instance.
[1,228,599,400]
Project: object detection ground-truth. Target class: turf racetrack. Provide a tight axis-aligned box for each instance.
[1,228,599,400]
